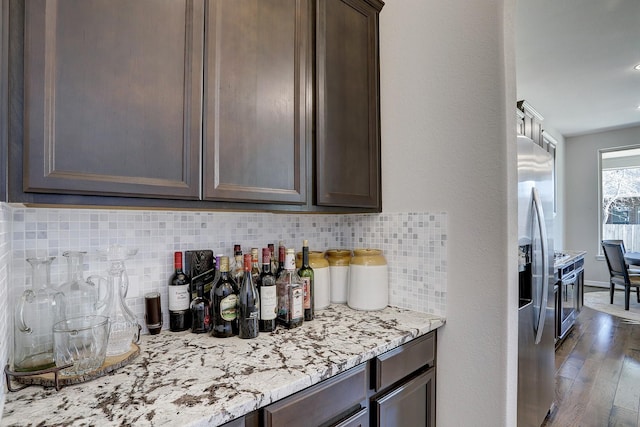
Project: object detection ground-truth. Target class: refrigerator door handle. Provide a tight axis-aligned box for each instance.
[532,187,549,345]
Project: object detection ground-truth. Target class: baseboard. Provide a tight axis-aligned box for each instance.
[585,280,609,289]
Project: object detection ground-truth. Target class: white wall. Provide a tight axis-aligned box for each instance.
[566,125,640,284]
[380,1,517,425]
[550,128,567,251]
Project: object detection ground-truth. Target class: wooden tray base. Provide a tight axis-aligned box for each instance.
[11,343,140,389]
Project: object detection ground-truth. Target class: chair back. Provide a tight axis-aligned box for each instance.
[602,241,631,284]
[602,239,626,253]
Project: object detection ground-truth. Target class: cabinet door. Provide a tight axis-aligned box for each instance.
[316,0,382,209]
[23,0,203,199]
[203,0,310,204]
[372,368,435,427]
[263,363,367,427]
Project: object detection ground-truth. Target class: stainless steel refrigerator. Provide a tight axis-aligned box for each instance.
[517,134,555,427]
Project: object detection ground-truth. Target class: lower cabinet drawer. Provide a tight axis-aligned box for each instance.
[334,407,369,427]
[220,411,259,427]
[371,367,435,427]
[263,363,367,427]
[372,332,435,392]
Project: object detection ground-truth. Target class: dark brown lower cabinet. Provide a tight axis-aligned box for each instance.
[371,368,435,427]
[263,363,367,427]
[221,331,436,427]
[369,332,436,427]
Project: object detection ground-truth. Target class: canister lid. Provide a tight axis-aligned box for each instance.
[350,249,386,266]
[326,249,352,266]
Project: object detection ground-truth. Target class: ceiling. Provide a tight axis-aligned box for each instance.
[516,0,640,138]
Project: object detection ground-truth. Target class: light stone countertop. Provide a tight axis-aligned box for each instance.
[555,250,587,270]
[1,305,445,427]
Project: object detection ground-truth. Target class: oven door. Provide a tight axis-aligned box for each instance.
[559,268,579,340]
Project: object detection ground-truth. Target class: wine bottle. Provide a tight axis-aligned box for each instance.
[232,244,244,286]
[213,254,223,287]
[276,248,304,329]
[258,247,277,332]
[238,253,260,339]
[276,244,286,280]
[190,269,214,334]
[298,240,314,321]
[250,248,261,283]
[168,251,191,332]
[211,256,239,338]
[268,243,276,273]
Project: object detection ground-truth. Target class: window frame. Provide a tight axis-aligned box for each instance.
[598,144,640,255]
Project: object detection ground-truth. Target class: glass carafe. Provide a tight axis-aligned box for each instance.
[13,257,66,372]
[58,251,103,318]
[91,246,140,357]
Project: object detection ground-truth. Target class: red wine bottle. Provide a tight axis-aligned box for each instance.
[168,251,191,332]
[232,244,244,286]
[276,244,286,280]
[211,256,238,338]
[258,247,277,332]
[238,254,260,339]
[268,243,276,273]
[298,240,314,321]
[250,248,261,283]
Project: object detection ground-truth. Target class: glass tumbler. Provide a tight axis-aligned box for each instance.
[53,315,110,376]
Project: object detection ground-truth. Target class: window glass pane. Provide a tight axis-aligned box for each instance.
[601,146,640,251]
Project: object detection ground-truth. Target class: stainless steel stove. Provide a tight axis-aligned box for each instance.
[554,252,585,346]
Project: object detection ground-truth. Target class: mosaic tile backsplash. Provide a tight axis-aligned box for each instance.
[1,205,447,370]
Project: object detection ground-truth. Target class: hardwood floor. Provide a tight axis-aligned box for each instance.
[542,304,640,427]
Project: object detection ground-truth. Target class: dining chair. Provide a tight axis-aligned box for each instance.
[601,240,640,310]
[602,239,640,273]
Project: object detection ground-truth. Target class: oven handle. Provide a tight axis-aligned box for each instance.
[562,267,583,286]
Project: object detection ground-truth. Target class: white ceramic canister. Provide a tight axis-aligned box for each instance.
[348,249,388,311]
[309,251,330,310]
[326,249,351,304]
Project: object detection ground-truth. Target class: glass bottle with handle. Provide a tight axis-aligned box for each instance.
[91,245,140,357]
[58,251,105,318]
[13,257,66,372]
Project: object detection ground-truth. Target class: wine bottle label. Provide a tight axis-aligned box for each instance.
[260,286,277,321]
[220,294,238,321]
[168,284,190,311]
[301,278,311,309]
[291,286,304,320]
[247,308,259,320]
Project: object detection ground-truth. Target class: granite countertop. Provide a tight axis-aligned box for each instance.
[1,305,445,427]
[555,250,587,270]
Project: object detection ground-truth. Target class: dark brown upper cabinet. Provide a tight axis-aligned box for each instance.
[22,0,204,199]
[11,0,382,212]
[315,0,383,210]
[203,0,311,205]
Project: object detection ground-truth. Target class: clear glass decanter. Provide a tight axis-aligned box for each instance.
[58,251,102,318]
[92,246,140,357]
[13,257,66,372]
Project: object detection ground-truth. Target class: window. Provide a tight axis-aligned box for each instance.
[599,146,640,252]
